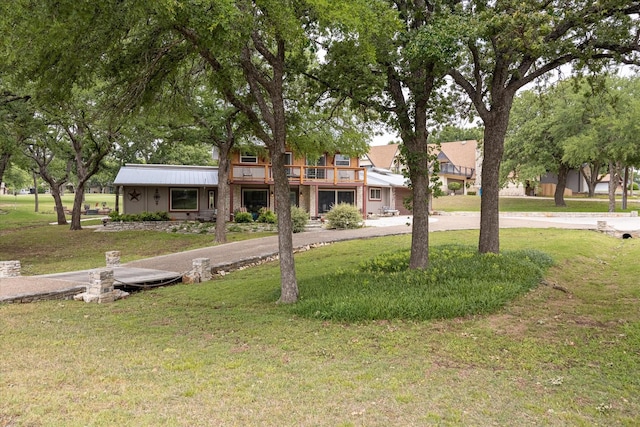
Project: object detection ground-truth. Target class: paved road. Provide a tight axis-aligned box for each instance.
[2,212,638,302]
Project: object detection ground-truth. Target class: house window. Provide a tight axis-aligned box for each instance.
[369,188,382,200]
[240,152,258,163]
[170,188,198,211]
[306,155,326,179]
[285,152,294,177]
[318,189,355,214]
[242,189,268,216]
[335,154,351,166]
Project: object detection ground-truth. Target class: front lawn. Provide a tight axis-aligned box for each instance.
[2,229,639,426]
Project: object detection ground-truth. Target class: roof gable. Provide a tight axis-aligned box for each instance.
[433,140,478,169]
[366,144,400,169]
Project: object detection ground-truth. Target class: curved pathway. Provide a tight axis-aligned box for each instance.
[1,212,638,302]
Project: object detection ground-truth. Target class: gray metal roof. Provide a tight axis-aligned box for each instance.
[113,164,218,186]
[364,170,408,187]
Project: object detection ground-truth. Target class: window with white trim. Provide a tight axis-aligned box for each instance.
[240,152,258,163]
[335,154,351,166]
[369,188,382,200]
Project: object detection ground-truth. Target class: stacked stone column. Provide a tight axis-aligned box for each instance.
[0,261,21,278]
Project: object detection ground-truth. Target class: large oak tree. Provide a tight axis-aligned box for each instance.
[449,0,640,253]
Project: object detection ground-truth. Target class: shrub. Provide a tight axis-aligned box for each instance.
[256,208,277,224]
[291,206,309,233]
[325,203,363,229]
[467,191,477,196]
[109,211,170,222]
[234,211,253,223]
[447,182,462,192]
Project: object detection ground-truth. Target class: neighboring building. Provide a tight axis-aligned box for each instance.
[363,141,482,195]
[360,144,403,173]
[537,169,621,196]
[434,140,481,195]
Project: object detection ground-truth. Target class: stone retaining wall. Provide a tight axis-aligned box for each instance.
[96,221,277,234]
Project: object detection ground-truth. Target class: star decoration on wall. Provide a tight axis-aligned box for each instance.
[128,189,141,201]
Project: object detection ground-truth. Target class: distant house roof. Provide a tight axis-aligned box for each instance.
[113,164,218,186]
[364,144,401,170]
[435,140,478,169]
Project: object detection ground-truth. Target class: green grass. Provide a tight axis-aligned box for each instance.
[291,244,554,321]
[2,193,640,425]
[0,194,275,275]
[2,223,640,425]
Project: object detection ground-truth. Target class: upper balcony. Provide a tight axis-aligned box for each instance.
[439,163,475,179]
[230,164,367,185]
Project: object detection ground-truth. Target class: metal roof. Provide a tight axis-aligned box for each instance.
[364,170,408,187]
[113,164,218,186]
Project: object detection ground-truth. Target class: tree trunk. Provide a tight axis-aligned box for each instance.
[409,167,430,269]
[622,165,629,211]
[607,161,617,213]
[215,144,232,243]
[479,110,510,254]
[554,163,569,207]
[50,184,68,225]
[32,171,39,212]
[0,153,10,185]
[263,40,298,304]
[580,163,601,198]
[271,147,298,303]
[70,185,85,230]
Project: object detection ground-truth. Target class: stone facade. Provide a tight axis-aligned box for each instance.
[0,261,21,278]
[105,251,121,267]
[74,268,129,303]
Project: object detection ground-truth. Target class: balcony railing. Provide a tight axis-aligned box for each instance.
[439,163,475,178]
[230,164,367,185]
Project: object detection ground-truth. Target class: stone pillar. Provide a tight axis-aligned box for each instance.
[0,261,21,278]
[85,268,115,303]
[183,258,212,284]
[105,251,121,267]
[192,258,212,282]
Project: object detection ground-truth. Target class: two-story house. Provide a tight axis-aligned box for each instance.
[362,141,482,195]
[113,149,369,221]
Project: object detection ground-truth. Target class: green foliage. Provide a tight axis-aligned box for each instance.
[291,245,553,321]
[256,208,277,224]
[325,202,363,229]
[290,205,309,233]
[109,211,170,222]
[234,211,254,223]
[447,182,462,192]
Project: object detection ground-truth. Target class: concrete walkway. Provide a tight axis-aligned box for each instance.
[2,212,638,303]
